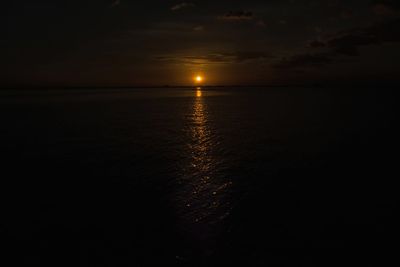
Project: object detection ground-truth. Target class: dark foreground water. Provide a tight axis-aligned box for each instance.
[0,87,398,265]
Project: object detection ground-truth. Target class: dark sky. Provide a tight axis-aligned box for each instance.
[1,0,400,87]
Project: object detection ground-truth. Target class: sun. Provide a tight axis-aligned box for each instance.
[194,75,203,83]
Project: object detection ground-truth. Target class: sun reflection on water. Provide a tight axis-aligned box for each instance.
[196,87,202,97]
[175,87,233,243]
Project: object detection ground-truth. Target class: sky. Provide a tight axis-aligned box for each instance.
[1,0,400,87]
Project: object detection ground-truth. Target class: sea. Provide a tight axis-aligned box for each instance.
[0,86,397,265]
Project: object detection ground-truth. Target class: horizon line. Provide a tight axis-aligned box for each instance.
[1,81,400,90]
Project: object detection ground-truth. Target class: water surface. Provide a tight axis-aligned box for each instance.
[0,86,397,265]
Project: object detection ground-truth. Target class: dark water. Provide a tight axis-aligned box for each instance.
[0,87,398,265]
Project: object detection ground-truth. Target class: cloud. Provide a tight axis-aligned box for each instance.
[372,4,395,15]
[233,52,273,62]
[319,18,400,56]
[371,0,400,15]
[193,26,204,31]
[275,18,400,69]
[341,10,354,19]
[170,2,194,11]
[219,11,254,21]
[278,19,288,25]
[110,0,120,8]
[274,53,333,69]
[256,19,267,27]
[156,52,272,65]
[308,40,326,48]
[371,0,400,9]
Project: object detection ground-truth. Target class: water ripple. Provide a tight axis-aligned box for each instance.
[175,89,233,240]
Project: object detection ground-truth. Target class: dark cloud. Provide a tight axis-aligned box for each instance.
[277,18,400,69]
[308,40,326,48]
[156,52,272,65]
[193,25,204,31]
[256,19,267,27]
[278,20,287,25]
[371,0,400,9]
[110,0,120,8]
[372,4,394,16]
[171,2,194,11]
[274,53,333,69]
[233,52,273,62]
[219,11,254,21]
[341,9,354,19]
[371,0,400,15]
[323,18,400,56]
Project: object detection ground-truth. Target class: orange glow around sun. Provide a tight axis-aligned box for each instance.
[194,75,203,83]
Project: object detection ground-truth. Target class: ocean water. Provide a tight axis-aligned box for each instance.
[0,87,397,265]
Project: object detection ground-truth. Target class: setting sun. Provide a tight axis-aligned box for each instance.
[194,75,203,83]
